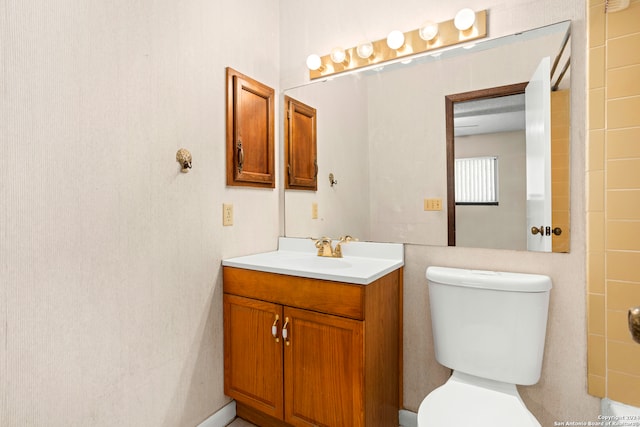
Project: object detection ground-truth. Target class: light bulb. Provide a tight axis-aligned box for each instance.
[454,8,476,31]
[419,21,439,41]
[356,42,374,59]
[386,30,405,50]
[330,47,346,63]
[306,54,322,71]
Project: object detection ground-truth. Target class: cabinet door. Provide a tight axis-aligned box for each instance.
[284,307,364,427]
[224,294,283,419]
[285,96,317,190]
[226,67,275,188]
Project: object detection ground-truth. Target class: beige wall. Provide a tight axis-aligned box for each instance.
[0,1,280,426]
[456,131,527,251]
[280,0,602,425]
[587,0,640,406]
[3,0,630,425]
[283,77,371,240]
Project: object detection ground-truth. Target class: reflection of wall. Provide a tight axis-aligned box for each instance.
[366,34,565,246]
[455,131,527,250]
[587,0,640,407]
[284,77,371,240]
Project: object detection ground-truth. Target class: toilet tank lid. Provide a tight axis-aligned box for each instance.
[426,266,552,292]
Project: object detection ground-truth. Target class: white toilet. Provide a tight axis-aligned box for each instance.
[418,266,552,427]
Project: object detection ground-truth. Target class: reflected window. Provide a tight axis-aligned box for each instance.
[455,156,498,205]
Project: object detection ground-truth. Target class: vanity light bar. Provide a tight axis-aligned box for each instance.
[308,10,487,80]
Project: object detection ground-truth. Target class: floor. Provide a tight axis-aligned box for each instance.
[226,418,256,427]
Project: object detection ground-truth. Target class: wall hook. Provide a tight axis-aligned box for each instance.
[329,173,338,187]
[176,148,192,173]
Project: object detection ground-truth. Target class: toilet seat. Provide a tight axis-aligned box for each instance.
[417,371,541,427]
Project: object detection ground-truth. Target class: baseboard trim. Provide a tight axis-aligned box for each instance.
[602,398,640,416]
[197,400,236,427]
[198,400,417,427]
[399,409,418,427]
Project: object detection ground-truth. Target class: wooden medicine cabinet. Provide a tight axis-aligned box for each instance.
[284,96,317,191]
[226,67,275,188]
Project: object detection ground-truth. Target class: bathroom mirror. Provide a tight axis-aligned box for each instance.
[283,21,571,252]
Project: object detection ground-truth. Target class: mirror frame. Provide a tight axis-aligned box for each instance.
[445,82,528,247]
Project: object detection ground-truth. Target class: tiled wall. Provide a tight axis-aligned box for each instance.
[587,0,640,406]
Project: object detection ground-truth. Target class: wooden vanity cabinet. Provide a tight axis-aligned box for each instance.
[223,266,402,427]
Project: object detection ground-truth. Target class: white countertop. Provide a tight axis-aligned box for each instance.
[222,237,404,285]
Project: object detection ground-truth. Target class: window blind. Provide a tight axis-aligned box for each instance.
[455,156,498,204]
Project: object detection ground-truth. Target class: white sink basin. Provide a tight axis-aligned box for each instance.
[292,257,352,270]
[222,237,404,285]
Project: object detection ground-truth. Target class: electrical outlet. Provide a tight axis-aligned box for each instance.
[312,202,318,219]
[424,198,443,211]
[223,203,233,226]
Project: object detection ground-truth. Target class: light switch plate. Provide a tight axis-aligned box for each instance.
[223,203,233,226]
[424,198,442,211]
[312,202,318,219]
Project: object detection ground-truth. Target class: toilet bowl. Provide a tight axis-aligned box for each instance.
[418,267,552,427]
[418,371,540,426]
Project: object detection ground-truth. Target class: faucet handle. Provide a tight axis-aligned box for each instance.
[310,236,334,257]
[310,236,327,243]
[334,235,358,258]
[311,236,332,246]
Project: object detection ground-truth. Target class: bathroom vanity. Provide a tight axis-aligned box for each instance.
[222,238,403,427]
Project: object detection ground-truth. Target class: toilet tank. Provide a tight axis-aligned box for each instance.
[426,266,552,386]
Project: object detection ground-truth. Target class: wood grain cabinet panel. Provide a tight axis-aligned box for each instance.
[224,294,284,419]
[285,96,317,190]
[284,307,364,427]
[223,267,401,427]
[226,67,275,188]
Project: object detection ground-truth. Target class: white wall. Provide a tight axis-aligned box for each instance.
[365,29,565,246]
[456,131,527,250]
[0,1,604,425]
[283,77,371,240]
[280,0,601,425]
[0,1,279,426]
